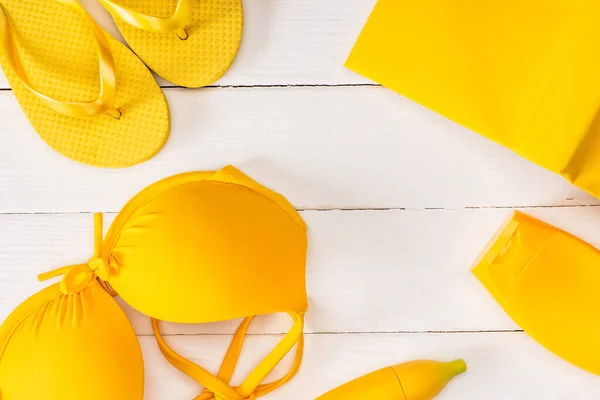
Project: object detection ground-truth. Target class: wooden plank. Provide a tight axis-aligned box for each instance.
[0,87,594,212]
[140,332,600,399]
[0,0,377,89]
[2,206,599,334]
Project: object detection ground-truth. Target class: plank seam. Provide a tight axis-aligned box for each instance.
[1,204,599,215]
[0,83,381,92]
[140,329,524,337]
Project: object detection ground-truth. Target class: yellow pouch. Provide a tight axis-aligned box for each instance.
[346,0,600,198]
[473,211,600,375]
[99,0,243,88]
[0,281,144,399]
[0,0,170,168]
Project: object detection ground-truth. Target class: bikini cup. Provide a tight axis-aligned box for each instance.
[40,165,308,400]
[0,280,144,399]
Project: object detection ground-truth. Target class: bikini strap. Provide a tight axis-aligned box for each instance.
[152,313,304,400]
[38,213,118,296]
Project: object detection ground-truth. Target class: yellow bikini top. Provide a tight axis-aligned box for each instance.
[0,166,308,400]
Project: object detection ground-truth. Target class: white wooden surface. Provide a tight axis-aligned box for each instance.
[0,1,598,398]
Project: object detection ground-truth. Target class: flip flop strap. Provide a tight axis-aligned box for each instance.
[0,0,121,118]
[99,0,192,39]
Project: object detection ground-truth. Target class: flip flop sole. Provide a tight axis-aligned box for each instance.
[111,0,243,88]
[0,0,170,168]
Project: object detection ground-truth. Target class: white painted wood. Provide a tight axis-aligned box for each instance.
[2,206,599,335]
[1,1,598,397]
[140,332,600,399]
[0,87,595,212]
[0,0,377,89]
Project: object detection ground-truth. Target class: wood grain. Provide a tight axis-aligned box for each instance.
[141,332,600,399]
[0,1,597,398]
[0,0,377,89]
[0,87,595,213]
[2,207,600,335]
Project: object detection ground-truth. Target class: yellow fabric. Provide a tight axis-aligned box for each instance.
[100,0,243,88]
[0,281,143,400]
[39,214,114,295]
[35,165,308,399]
[346,0,600,198]
[154,315,304,400]
[317,359,466,400]
[473,211,600,375]
[0,0,170,167]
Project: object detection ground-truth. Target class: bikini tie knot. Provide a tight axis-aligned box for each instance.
[38,213,118,295]
[59,263,100,295]
[88,257,110,281]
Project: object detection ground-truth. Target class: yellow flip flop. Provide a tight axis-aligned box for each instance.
[0,0,170,168]
[99,0,243,88]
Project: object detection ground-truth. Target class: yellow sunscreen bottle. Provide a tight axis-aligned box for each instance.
[317,359,466,400]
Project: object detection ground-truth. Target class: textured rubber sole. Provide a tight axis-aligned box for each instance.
[111,0,243,88]
[0,0,170,168]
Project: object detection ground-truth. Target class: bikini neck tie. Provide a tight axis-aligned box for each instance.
[38,213,118,295]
